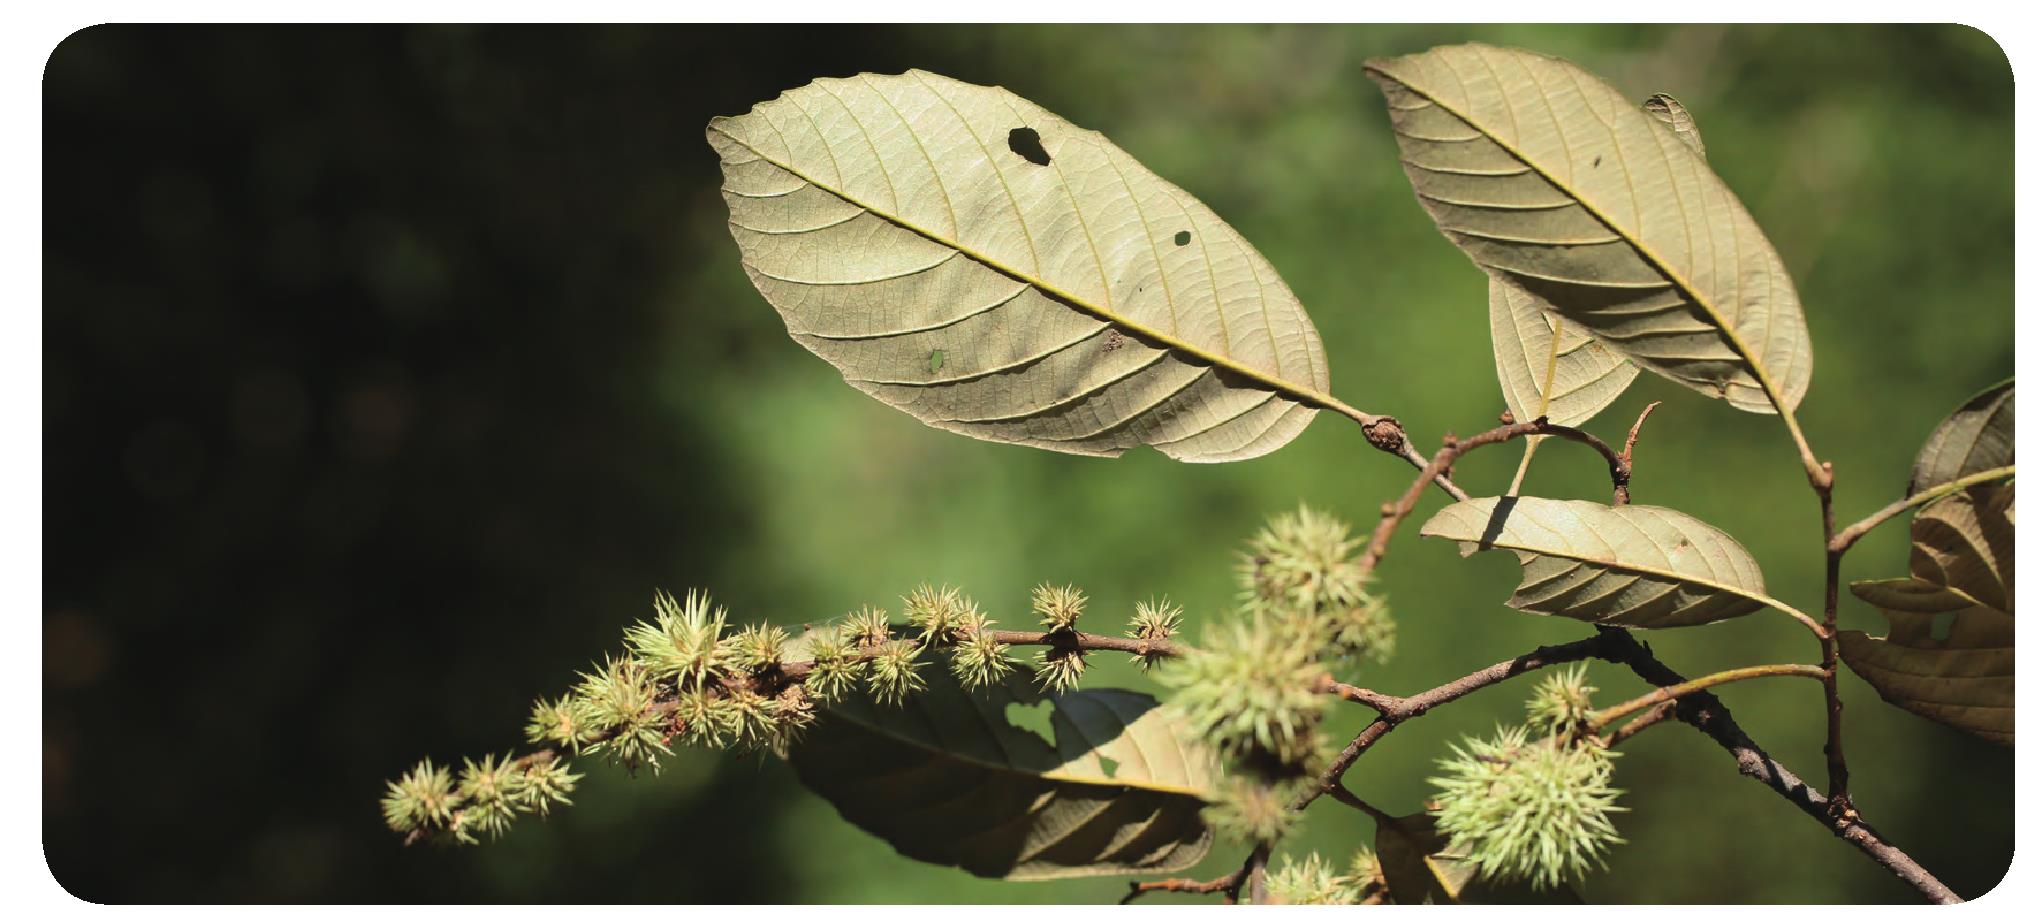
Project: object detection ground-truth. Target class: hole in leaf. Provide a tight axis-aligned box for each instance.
[927,349,946,374]
[1005,701,1057,749]
[1592,154,1603,168]
[1928,611,1958,643]
[1173,230,1192,246]
[1007,127,1050,166]
[1098,754,1120,778]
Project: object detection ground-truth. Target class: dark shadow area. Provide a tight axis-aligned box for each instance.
[42,24,921,902]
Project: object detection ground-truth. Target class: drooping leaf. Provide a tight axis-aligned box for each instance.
[1840,605,2012,745]
[1488,282,1636,427]
[1373,812,1580,904]
[1420,496,1774,628]
[1842,483,2013,744]
[1367,44,1813,416]
[1849,577,1984,614]
[789,657,1218,880]
[1911,482,2015,614]
[1909,380,2014,496]
[711,71,1333,462]
[1641,94,1707,160]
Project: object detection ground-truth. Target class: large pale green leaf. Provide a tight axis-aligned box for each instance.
[1909,380,2014,496]
[710,70,1333,462]
[1367,44,1813,416]
[1373,812,1580,904]
[1488,282,1636,427]
[789,658,1218,880]
[1842,482,2013,744]
[1421,496,1774,628]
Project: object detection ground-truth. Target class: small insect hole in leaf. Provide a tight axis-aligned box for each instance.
[1928,611,1959,643]
[1173,230,1192,246]
[1004,700,1057,748]
[1097,755,1120,777]
[928,349,946,374]
[1007,127,1051,166]
[1592,154,1603,168]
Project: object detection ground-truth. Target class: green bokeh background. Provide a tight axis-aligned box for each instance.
[43,24,2013,902]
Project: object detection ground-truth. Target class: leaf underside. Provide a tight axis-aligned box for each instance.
[1367,43,1812,415]
[789,659,1218,880]
[1910,483,2015,613]
[1641,93,1707,160]
[1488,281,1637,427]
[1841,483,2014,745]
[711,70,1331,462]
[1909,380,2014,496]
[1421,496,1772,628]
[1374,812,1581,904]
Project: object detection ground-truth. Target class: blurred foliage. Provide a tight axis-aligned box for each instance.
[43,24,2012,902]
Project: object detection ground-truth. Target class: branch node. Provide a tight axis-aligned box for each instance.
[1360,416,1405,454]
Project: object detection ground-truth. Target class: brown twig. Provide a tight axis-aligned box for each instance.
[1614,402,1661,505]
[1598,700,1675,748]
[1803,460,1855,812]
[1246,842,1273,905]
[1828,466,2016,554]
[1360,416,1629,571]
[1121,842,1271,905]
[1294,633,1617,809]
[1587,663,1829,729]
[776,627,1180,685]
[1325,785,1393,822]
[1360,416,1465,501]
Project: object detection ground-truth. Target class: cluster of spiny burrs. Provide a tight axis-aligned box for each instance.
[1170,507,1391,843]
[380,753,583,846]
[1237,504,1395,663]
[1264,848,1384,905]
[1429,666,1624,890]
[384,580,1188,846]
[383,589,813,845]
[1028,582,1089,691]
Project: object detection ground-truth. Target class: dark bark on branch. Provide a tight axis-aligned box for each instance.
[1594,628,1961,904]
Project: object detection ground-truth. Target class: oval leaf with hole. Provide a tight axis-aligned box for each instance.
[1489,282,1636,428]
[789,657,1218,880]
[710,71,1333,462]
[1367,44,1812,416]
[1840,605,2012,746]
[1420,496,1776,628]
[1909,380,2014,497]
